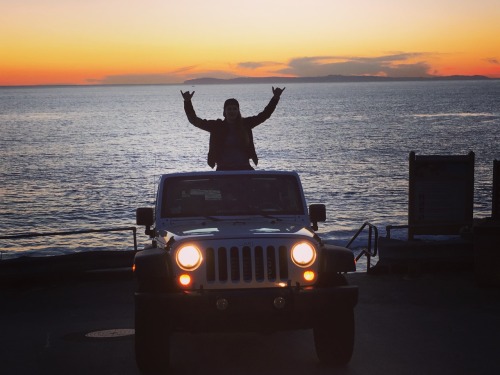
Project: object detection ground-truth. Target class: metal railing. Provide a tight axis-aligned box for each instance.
[346,222,378,272]
[1,224,379,273]
[0,227,138,260]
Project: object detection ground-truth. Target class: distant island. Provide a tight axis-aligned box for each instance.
[184,75,492,85]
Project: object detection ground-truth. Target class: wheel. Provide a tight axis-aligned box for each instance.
[313,306,354,366]
[135,302,171,374]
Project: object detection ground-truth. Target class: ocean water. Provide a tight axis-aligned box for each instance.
[1,81,499,259]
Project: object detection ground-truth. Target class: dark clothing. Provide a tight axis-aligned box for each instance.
[184,96,280,170]
[216,164,254,171]
[215,124,252,169]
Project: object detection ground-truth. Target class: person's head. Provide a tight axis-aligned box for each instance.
[223,98,241,122]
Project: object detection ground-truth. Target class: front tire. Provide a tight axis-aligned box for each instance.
[135,302,171,374]
[313,306,354,366]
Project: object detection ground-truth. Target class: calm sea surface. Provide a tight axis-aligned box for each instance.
[1,81,499,259]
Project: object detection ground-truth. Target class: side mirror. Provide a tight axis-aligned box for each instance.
[136,207,155,237]
[309,204,326,231]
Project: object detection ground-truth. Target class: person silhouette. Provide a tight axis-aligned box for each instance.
[181,87,285,171]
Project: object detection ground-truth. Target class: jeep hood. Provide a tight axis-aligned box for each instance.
[158,220,316,242]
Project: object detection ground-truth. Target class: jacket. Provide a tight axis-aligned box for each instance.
[184,96,280,168]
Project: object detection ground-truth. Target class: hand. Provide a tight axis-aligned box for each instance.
[180,90,195,100]
[272,86,285,98]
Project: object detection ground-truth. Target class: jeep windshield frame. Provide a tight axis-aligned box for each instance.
[160,173,305,218]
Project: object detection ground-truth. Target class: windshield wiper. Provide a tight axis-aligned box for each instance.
[199,214,287,222]
[260,214,282,221]
[202,216,222,221]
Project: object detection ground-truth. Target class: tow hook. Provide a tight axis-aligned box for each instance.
[216,298,229,311]
[273,296,286,309]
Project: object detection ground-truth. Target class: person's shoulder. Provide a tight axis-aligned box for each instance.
[208,118,226,128]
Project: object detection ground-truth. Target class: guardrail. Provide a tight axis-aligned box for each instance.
[346,222,378,272]
[0,227,138,260]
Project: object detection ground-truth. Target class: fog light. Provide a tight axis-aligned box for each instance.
[179,274,191,286]
[303,270,315,282]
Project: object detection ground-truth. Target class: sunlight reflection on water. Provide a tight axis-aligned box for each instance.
[1,81,499,259]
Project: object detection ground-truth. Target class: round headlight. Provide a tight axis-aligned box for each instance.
[291,242,316,267]
[176,245,202,271]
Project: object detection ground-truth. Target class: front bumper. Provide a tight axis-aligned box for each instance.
[135,285,358,332]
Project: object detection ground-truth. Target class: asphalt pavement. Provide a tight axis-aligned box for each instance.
[1,270,499,375]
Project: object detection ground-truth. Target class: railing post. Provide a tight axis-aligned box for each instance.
[132,227,137,251]
[367,225,372,271]
[347,221,379,272]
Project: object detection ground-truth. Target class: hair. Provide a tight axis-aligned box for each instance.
[223,98,241,119]
[223,98,239,109]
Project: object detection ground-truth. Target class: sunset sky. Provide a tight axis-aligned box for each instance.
[1,0,500,86]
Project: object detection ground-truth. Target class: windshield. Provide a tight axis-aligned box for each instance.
[161,174,304,218]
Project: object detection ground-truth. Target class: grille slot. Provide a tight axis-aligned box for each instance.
[206,245,289,284]
[230,247,240,281]
[255,246,264,281]
[218,247,228,281]
[279,246,289,279]
[267,246,276,280]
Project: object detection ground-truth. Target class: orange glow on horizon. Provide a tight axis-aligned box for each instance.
[1,0,500,86]
[3,55,500,87]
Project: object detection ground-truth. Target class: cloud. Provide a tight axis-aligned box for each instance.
[88,53,439,85]
[185,70,240,80]
[276,53,435,78]
[88,66,239,85]
[88,66,200,84]
[485,57,499,65]
[237,61,283,70]
[89,73,182,85]
[172,65,199,73]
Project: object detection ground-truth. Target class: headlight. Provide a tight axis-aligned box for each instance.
[291,242,316,267]
[176,245,203,271]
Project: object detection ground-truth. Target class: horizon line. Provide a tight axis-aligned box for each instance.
[1,74,498,88]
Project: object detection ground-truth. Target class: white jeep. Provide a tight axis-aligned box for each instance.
[134,170,358,374]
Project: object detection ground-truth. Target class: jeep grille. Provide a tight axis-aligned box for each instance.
[205,246,289,283]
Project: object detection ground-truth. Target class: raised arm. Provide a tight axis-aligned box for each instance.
[245,87,286,129]
[181,90,216,131]
[272,86,285,99]
[180,90,195,101]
